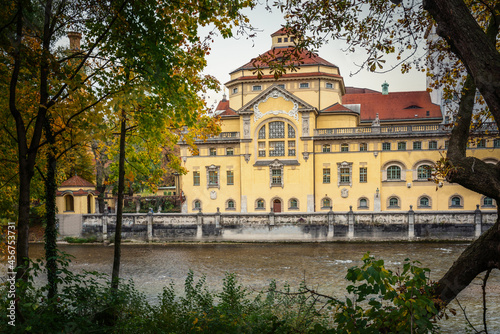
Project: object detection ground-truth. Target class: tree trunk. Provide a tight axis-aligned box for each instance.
[421,1,500,305]
[44,117,58,299]
[111,112,126,290]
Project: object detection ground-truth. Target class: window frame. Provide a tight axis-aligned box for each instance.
[289,198,299,210]
[226,199,236,211]
[323,168,331,184]
[321,197,332,210]
[382,142,391,151]
[232,87,238,94]
[209,148,217,156]
[252,85,262,91]
[193,171,200,186]
[413,141,422,150]
[256,198,265,210]
[325,82,333,89]
[227,170,234,185]
[359,143,368,152]
[388,197,400,208]
[322,144,331,153]
[340,143,349,152]
[428,141,437,150]
[359,167,367,183]
[226,147,234,156]
[387,166,402,180]
[358,197,369,209]
[417,165,432,181]
[299,82,309,89]
[397,142,406,151]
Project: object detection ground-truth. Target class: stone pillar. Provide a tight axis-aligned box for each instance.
[241,195,247,213]
[347,206,354,239]
[135,197,141,213]
[408,205,415,239]
[374,188,381,212]
[215,207,221,228]
[147,211,153,242]
[307,194,314,212]
[196,208,203,239]
[475,205,482,238]
[269,209,275,226]
[327,208,334,238]
[102,211,108,241]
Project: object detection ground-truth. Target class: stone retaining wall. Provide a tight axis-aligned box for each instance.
[55,207,498,242]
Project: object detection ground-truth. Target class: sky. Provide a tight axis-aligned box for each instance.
[201,4,428,109]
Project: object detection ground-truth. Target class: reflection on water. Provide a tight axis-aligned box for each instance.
[7,242,500,332]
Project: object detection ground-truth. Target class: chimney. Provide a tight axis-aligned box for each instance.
[381,81,389,95]
[67,32,82,51]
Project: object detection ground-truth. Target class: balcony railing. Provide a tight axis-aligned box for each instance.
[200,132,240,141]
[314,123,498,137]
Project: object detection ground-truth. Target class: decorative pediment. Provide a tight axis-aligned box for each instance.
[238,85,316,122]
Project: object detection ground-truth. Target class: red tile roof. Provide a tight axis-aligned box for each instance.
[215,99,238,117]
[60,175,95,188]
[271,27,294,37]
[342,91,442,122]
[345,87,379,94]
[231,47,338,73]
[322,103,357,113]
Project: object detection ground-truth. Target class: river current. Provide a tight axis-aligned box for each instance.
[13,242,500,332]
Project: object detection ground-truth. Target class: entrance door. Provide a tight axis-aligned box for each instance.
[273,199,282,213]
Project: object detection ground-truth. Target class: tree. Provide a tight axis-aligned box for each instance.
[272,0,500,306]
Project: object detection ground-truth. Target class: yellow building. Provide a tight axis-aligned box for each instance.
[179,29,499,214]
[56,175,97,214]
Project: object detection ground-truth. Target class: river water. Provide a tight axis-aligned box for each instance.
[17,242,500,332]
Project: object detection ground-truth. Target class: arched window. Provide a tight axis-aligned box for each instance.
[226,199,235,210]
[256,199,265,210]
[193,200,201,211]
[417,165,432,180]
[358,198,368,209]
[322,144,331,153]
[341,143,349,152]
[321,197,331,209]
[388,197,399,208]
[483,197,494,207]
[289,198,298,210]
[387,166,401,180]
[65,194,74,212]
[451,196,462,207]
[257,121,296,158]
[419,196,430,207]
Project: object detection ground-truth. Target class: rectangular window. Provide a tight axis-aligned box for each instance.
[340,168,351,183]
[226,147,234,156]
[382,142,391,151]
[323,168,331,183]
[322,144,331,153]
[269,141,285,156]
[284,37,288,42]
[252,85,262,91]
[232,87,238,94]
[299,82,309,89]
[277,37,282,43]
[445,140,449,149]
[277,84,285,89]
[269,121,285,138]
[288,141,296,156]
[494,139,500,148]
[413,141,422,150]
[227,171,234,185]
[325,82,333,89]
[209,148,217,156]
[193,171,200,186]
[341,144,349,152]
[477,139,486,148]
[271,169,282,186]
[258,142,266,157]
[359,143,367,152]
[428,141,437,150]
[359,167,367,183]
[398,142,406,150]
[208,171,218,186]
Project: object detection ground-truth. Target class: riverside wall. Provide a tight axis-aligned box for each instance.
[57,206,498,242]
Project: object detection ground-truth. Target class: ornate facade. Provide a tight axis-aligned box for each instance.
[179,29,499,214]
